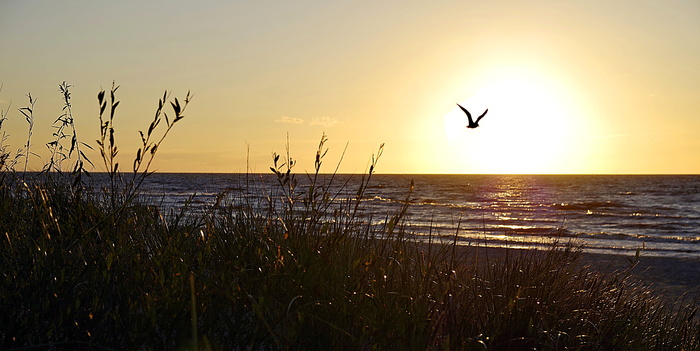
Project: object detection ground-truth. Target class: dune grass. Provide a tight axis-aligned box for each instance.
[1,84,699,350]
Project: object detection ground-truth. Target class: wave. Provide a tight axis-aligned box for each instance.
[574,231,700,244]
[418,198,439,204]
[550,201,625,211]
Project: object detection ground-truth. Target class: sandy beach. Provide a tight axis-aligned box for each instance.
[435,244,700,308]
[578,252,700,307]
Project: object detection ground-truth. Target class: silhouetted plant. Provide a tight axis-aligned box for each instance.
[96,82,122,208]
[0,84,12,172]
[270,133,298,208]
[18,92,37,175]
[132,89,191,186]
[43,82,94,187]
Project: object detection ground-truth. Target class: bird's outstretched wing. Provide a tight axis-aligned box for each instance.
[475,109,488,123]
[456,103,474,124]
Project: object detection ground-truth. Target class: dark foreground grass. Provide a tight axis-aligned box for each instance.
[1,84,699,350]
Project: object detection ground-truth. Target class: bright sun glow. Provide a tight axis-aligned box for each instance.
[445,75,581,173]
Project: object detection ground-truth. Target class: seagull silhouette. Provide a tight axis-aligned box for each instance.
[457,104,488,129]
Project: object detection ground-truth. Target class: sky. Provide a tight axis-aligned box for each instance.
[1,0,699,174]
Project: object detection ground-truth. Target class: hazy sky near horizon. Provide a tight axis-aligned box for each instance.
[1,0,699,174]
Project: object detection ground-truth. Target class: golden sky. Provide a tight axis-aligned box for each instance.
[1,0,698,174]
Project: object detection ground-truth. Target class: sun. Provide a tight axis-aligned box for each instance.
[445,75,582,174]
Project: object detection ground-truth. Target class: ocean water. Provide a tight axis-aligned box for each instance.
[138,174,700,259]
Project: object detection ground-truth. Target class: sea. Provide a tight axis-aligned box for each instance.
[137,173,700,259]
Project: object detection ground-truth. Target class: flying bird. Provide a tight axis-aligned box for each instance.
[457,104,488,129]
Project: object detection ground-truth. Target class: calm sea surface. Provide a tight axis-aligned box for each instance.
[138,174,700,259]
